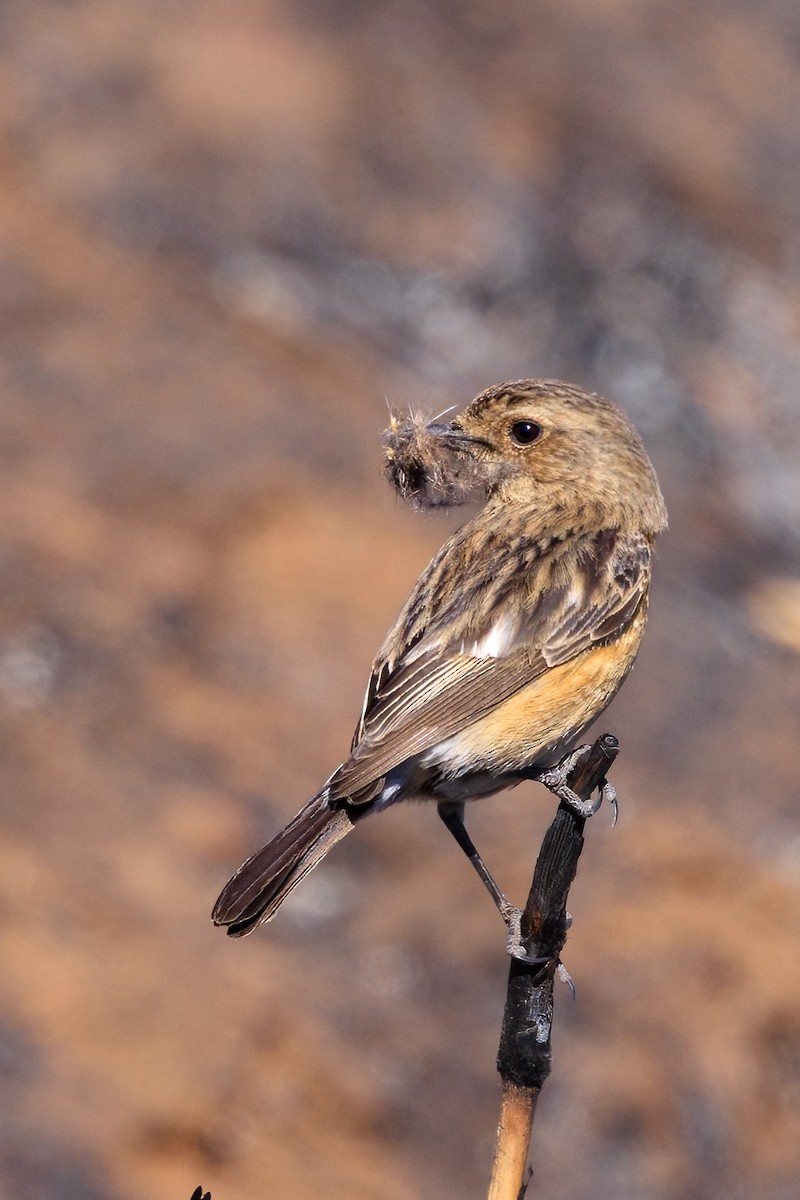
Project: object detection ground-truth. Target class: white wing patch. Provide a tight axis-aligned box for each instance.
[468,612,516,659]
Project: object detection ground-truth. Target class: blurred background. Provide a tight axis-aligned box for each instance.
[1,1,800,1197]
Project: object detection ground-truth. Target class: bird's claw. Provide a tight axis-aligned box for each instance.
[556,961,577,999]
[603,778,619,827]
[501,902,550,965]
[537,746,619,824]
[501,902,577,987]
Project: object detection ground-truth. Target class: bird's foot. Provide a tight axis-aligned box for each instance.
[536,746,618,823]
[501,900,550,965]
[504,904,576,987]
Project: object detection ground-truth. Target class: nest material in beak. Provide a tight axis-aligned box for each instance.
[383,412,485,510]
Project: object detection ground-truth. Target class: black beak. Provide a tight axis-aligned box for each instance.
[426,422,489,449]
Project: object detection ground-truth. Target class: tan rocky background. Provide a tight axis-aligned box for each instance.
[0,1,799,1197]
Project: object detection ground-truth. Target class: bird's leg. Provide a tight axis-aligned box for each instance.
[534,745,618,824]
[437,802,510,914]
[437,803,546,963]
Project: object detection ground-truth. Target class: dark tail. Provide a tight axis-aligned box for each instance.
[212,791,355,936]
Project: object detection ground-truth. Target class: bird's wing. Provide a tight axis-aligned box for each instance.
[329,530,650,803]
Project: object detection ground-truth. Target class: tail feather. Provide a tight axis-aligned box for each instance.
[212,791,356,937]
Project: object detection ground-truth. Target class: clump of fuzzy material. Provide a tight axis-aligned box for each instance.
[382,410,484,510]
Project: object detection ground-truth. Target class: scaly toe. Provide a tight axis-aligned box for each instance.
[537,746,616,821]
[502,903,550,965]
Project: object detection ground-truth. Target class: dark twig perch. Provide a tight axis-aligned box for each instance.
[487,733,620,1200]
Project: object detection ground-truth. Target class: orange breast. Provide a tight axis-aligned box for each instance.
[426,612,646,776]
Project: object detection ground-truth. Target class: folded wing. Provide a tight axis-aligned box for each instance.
[329,529,650,803]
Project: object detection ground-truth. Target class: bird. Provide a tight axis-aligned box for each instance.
[212,379,667,951]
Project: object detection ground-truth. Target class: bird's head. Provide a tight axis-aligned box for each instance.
[385,379,667,536]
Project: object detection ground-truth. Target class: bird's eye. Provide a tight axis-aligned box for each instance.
[509,420,542,446]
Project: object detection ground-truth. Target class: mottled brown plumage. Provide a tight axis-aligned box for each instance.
[213,380,667,938]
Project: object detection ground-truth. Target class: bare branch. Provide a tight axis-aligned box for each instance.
[487,734,619,1199]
